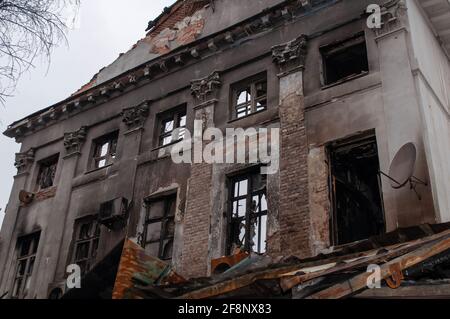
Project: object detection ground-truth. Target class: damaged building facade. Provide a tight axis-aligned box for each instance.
[0,0,449,299]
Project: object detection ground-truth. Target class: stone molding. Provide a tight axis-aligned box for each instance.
[122,101,150,130]
[14,148,35,174]
[5,0,327,140]
[272,35,308,75]
[64,126,88,155]
[191,71,221,102]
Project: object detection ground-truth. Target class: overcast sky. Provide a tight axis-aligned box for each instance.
[0,0,175,228]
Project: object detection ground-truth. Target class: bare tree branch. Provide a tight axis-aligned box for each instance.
[0,0,80,104]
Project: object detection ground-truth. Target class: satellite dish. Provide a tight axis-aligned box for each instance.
[19,190,35,205]
[380,143,428,200]
[388,143,417,189]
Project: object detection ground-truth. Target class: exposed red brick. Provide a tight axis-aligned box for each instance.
[176,20,205,45]
[35,187,57,202]
[71,0,207,96]
[72,73,99,96]
[277,92,312,258]
[147,0,209,38]
[308,147,331,254]
[180,162,212,278]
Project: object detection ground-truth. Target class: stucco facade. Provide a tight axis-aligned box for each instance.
[0,0,449,299]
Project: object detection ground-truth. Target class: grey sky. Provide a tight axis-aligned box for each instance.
[0,0,175,228]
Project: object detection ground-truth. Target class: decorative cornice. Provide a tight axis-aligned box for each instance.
[4,0,330,140]
[64,126,88,155]
[272,35,308,73]
[121,102,150,130]
[14,148,35,174]
[375,0,407,37]
[190,71,221,102]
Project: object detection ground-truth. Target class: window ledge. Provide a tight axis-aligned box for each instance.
[73,165,116,190]
[85,163,114,175]
[151,139,183,152]
[227,109,267,124]
[321,71,369,90]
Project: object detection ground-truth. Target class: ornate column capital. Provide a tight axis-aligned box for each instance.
[272,35,308,75]
[64,126,88,156]
[375,0,408,37]
[190,71,221,103]
[121,101,150,130]
[14,148,35,174]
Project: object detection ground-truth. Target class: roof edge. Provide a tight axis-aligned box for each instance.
[4,0,340,140]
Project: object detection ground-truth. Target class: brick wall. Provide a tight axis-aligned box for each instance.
[148,0,209,38]
[277,81,311,258]
[149,9,206,55]
[180,162,213,278]
[35,187,57,202]
[308,147,331,255]
[180,79,312,273]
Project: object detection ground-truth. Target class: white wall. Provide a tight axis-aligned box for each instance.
[408,0,450,222]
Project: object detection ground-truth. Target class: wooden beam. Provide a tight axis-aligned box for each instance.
[179,230,450,299]
[178,265,301,299]
[281,229,450,292]
[307,232,450,299]
[356,282,450,299]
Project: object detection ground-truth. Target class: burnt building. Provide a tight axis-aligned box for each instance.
[0,0,449,299]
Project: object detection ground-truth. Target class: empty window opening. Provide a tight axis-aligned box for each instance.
[158,107,187,147]
[36,155,59,191]
[328,134,385,246]
[143,195,176,261]
[12,232,41,299]
[232,74,267,119]
[228,172,268,254]
[72,217,101,276]
[321,33,369,86]
[92,131,118,169]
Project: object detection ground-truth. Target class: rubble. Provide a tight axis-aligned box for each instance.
[87,223,450,299]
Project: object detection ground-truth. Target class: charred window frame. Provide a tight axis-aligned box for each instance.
[36,154,59,191]
[92,131,118,169]
[143,195,176,261]
[231,73,267,120]
[11,232,41,299]
[320,32,369,87]
[72,217,101,276]
[227,171,268,255]
[157,106,187,147]
[328,133,386,246]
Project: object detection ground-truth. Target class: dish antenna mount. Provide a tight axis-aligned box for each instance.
[19,190,35,205]
[380,143,428,200]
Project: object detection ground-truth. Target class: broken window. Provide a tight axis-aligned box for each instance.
[72,217,101,275]
[158,107,187,147]
[143,195,176,261]
[232,74,267,119]
[228,172,268,254]
[92,131,118,169]
[328,134,385,245]
[36,155,59,191]
[320,32,369,86]
[12,232,40,299]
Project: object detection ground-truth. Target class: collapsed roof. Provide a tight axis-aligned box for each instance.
[73,0,214,95]
[99,223,450,299]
